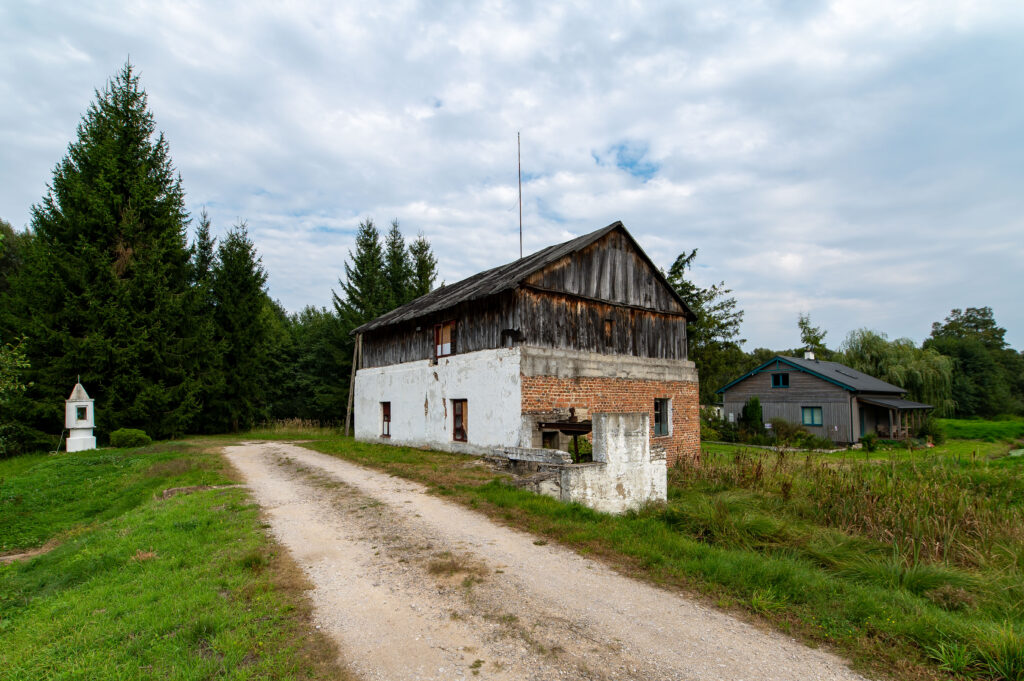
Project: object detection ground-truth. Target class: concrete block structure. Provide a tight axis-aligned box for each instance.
[558,412,667,514]
[65,382,97,452]
[352,221,700,466]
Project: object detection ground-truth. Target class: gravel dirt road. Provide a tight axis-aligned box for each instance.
[223,441,867,681]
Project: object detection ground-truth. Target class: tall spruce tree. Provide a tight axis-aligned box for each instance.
[409,231,438,299]
[208,222,270,431]
[185,209,225,432]
[8,63,197,441]
[382,219,413,308]
[333,219,388,329]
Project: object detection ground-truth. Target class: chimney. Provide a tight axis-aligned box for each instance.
[804,350,815,361]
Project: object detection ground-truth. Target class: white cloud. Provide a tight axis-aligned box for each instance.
[1,0,1023,349]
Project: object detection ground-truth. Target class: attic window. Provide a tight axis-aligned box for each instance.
[771,373,790,388]
[435,321,455,359]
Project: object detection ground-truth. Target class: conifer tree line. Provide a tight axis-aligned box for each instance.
[0,64,436,454]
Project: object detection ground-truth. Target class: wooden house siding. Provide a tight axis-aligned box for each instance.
[361,294,517,368]
[523,230,685,315]
[516,289,687,360]
[722,364,854,443]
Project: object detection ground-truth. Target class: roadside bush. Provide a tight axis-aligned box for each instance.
[109,428,152,448]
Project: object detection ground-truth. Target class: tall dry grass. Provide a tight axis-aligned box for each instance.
[673,448,1024,569]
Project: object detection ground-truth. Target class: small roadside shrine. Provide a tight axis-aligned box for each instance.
[65,381,96,452]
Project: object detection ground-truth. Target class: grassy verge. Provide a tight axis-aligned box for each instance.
[0,442,350,680]
[294,434,1024,681]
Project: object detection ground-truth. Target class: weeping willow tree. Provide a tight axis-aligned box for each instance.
[840,329,955,416]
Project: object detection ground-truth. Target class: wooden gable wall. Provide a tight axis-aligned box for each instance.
[523,229,685,314]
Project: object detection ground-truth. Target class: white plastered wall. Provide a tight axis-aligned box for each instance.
[354,347,524,453]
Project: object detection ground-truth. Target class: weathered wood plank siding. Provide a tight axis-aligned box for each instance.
[523,230,684,314]
[516,289,687,360]
[722,362,854,443]
[361,293,517,368]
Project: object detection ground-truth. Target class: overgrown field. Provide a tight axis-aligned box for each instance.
[0,442,347,680]
[300,434,1024,681]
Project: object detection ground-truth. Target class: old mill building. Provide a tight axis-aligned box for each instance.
[350,221,700,466]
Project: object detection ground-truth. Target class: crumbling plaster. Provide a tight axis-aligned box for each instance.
[354,347,524,453]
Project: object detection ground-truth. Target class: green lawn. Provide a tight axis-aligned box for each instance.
[937,417,1024,442]
[0,442,348,680]
[297,434,1024,681]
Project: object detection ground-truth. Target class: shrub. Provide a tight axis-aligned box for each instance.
[768,418,804,446]
[739,397,763,435]
[916,416,947,445]
[860,432,879,452]
[109,428,152,448]
[700,421,720,441]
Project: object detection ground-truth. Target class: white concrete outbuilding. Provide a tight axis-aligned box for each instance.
[65,382,96,452]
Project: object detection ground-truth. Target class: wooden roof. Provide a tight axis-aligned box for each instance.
[353,221,695,334]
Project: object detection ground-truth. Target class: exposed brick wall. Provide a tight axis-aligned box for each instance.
[521,374,700,466]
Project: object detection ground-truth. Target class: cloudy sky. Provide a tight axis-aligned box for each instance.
[2,0,1022,350]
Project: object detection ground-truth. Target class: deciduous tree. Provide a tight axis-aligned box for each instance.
[841,329,955,415]
[665,248,745,403]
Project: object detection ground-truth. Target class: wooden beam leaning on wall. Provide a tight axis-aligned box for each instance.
[345,334,362,437]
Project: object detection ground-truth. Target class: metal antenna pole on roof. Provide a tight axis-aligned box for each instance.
[518,131,523,259]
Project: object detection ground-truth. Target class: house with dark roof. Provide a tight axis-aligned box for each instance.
[717,353,932,444]
[351,221,700,465]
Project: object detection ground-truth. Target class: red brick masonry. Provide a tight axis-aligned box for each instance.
[521,374,700,466]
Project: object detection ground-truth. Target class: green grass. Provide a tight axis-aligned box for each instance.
[0,442,348,680]
[937,417,1024,442]
[292,433,1024,681]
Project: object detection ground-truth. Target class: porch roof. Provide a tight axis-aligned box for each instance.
[858,396,932,410]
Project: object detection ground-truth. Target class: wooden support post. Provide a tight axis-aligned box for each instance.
[344,334,362,438]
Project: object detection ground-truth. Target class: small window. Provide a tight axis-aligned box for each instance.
[772,373,790,388]
[381,402,391,437]
[434,321,455,358]
[654,398,671,437]
[802,406,823,426]
[76,406,88,421]
[452,399,467,442]
[542,431,559,449]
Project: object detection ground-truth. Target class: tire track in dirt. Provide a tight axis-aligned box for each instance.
[224,442,867,681]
